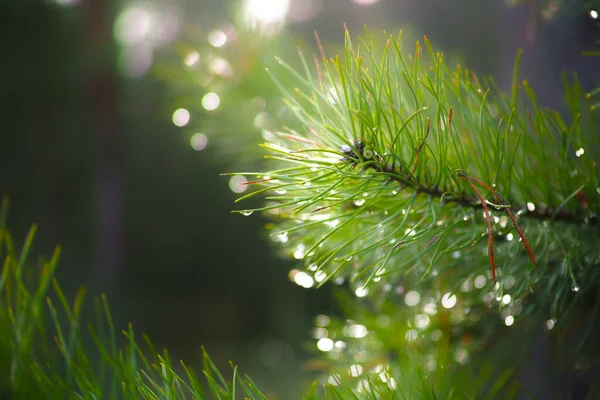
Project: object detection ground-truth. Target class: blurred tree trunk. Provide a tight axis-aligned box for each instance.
[84,0,123,294]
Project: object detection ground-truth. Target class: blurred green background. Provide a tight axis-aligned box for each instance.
[0,0,598,397]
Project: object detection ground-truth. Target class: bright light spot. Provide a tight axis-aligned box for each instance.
[527,202,536,211]
[293,244,305,259]
[499,216,508,228]
[229,176,248,193]
[454,348,469,364]
[349,364,363,377]
[590,10,598,19]
[405,329,418,341]
[190,133,208,151]
[272,231,288,243]
[346,324,368,338]
[414,314,430,329]
[506,233,514,241]
[312,327,327,339]
[114,5,152,45]
[184,51,200,67]
[328,374,341,386]
[325,219,340,228]
[572,285,580,292]
[243,0,290,34]
[545,319,555,330]
[357,380,370,393]
[172,108,190,127]
[505,315,515,326]
[452,250,462,259]
[387,378,398,390]
[208,30,227,47]
[474,275,487,288]
[315,270,327,282]
[355,287,369,297]
[327,87,339,104]
[502,294,512,305]
[317,338,334,352]
[315,314,330,326]
[378,371,388,382]
[149,11,180,47]
[202,93,220,111]
[575,147,585,157]
[293,271,314,288]
[441,293,457,308]
[351,0,380,5]
[405,291,420,306]
[209,57,234,77]
[423,302,437,315]
[334,340,346,349]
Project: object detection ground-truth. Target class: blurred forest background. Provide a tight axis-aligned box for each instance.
[0,0,598,397]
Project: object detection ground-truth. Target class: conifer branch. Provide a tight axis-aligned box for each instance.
[233,27,600,327]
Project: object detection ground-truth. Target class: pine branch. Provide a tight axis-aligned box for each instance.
[232,27,600,317]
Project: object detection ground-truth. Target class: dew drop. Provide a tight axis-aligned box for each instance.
[571,285,580,292]
[353,199,366,206]
[275,189,287,195]
[241,211,253,216]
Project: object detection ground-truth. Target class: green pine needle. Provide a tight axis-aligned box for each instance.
[233,28,600,318]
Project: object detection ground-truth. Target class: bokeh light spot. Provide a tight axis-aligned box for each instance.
[317,338,334,352]
[349,364,363,377]
[474,275,487,288]
[505,315,515,326]
[229,175,248,193]
[454,348,469,364]
[345,324,367,338]
[209,57,233,77]
[441,293,457,308]
[114,5,152,45]
[184,51,200,67]
[292,271,314,288]
[328,374,341,386]
[202,93,220,111]
[405,329,418,341]
[243,0,290,34]
[404,291,420,306]
[414,314,430,329]
[172,108,190,127]
[208,30,227,47]
[190,133,208,151]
